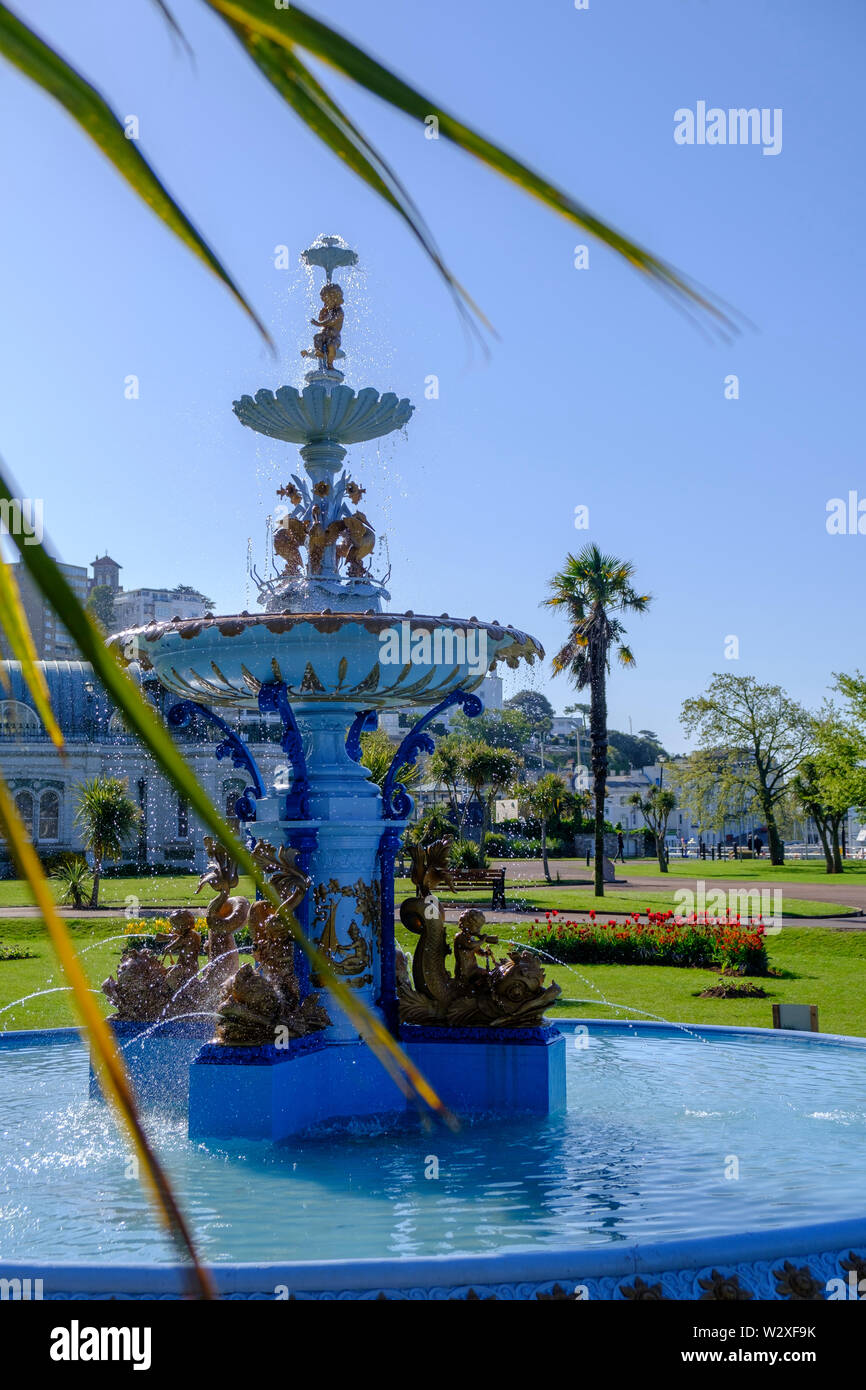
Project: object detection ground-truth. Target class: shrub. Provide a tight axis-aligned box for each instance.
[527,909,769,976]
[449,838,484,870]
[0,942,37,960]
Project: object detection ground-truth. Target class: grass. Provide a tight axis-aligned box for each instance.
[3,916,865,1037]
[395,917,866,1036]
[494,888,854,919]
[0,874,257,909]
[502,856,866,885]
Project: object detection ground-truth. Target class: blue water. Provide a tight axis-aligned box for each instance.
[1,1028,864,1263]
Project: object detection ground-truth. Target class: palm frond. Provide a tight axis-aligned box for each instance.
[0,2,271,346]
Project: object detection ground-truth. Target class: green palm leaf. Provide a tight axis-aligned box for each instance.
[210,0,729,326]
[0,2,272,347]
[226,26,491,336]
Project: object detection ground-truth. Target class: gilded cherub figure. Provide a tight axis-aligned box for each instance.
[338,510,376,577]
[273,516,309,576]
[301,282,344,371]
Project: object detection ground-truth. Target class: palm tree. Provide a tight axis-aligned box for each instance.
[628,785,677,874]
[49,852,93,909]
[546,545,651,896]
[520,773,568,882]
[74,776,140,908]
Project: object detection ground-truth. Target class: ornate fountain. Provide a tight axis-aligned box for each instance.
[107,237,563,1138]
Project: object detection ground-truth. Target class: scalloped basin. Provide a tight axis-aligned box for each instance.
[111,612,543,710]
[1,1023,865,1267]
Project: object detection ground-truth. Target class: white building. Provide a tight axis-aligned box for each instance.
[0,661,284,874]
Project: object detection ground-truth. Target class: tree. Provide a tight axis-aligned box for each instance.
[546,545,651,896]
[460,743,522,858]
[74,776,140,907]
[608,728,668,770]
[680,675,814,866]
[86,584,115,632]
[427,734,466,821]
[792,714,866,873]
[450,706,532,753]
[171,583,214,610]
[519,773,568,881]
[628,785,677,873]
[506,689,555,727]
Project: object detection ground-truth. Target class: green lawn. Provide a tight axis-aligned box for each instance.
[3,917,865,1037]
[0,874,258,910]
[511,856,866,886]
[494,887,855,919]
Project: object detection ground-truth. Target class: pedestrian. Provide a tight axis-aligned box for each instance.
[754,835,763,857]
[614,829,625,862]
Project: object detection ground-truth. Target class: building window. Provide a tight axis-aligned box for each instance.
[223,780,245,819]
[14,790,34,836]
[0,701,41,738]
[177,795,189,839]
[39,790,60,841]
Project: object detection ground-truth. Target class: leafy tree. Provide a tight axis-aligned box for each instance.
[426,734,467,821]
[460,743,523,858]
[85,584,115,632]
[74,776,140,907]
[546,545,650,895]
[171,583,214,610]
[608,728,668,770]
[792,713,866,873]
[680,675,814,866]
[359,728,418,790]
[518,773,568,881]
[505,689,555,735]
[627,785,677,873]
[450,706,533,753]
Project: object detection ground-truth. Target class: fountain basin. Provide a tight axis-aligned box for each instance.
[3,1020,865,1300]
[110,611,543,710]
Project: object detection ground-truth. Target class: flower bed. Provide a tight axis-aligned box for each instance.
[527,909,769,976]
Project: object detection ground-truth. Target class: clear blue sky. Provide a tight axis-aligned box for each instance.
[1,0,863,752]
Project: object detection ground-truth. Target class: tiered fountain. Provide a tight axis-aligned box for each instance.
[108,237,564,1139]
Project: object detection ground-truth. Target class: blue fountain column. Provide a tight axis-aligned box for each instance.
[251,699,404,1043]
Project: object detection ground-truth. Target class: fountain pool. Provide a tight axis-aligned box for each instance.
[2,1021,865,1299]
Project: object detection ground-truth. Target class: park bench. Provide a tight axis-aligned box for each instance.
[448,866,507,911]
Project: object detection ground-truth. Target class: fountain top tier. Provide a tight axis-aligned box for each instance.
[111,236,544,696]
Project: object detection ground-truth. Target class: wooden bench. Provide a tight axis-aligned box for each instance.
[448,867,507,911]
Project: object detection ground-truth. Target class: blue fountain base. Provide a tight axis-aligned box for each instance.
[188,1027,566,1140]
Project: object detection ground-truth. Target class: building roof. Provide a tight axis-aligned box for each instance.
[0,661,117,735]
[91,555,122,568]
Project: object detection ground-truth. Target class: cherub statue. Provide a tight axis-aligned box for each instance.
[307,505,344,574]
[452,909,497,989]
[301,282,344,371]
[273,515,309,576]
[338,510,376,577]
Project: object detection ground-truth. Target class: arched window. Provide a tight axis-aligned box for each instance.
[14,790,34,836]
[39,790,60,841]
[0,701,41,738]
